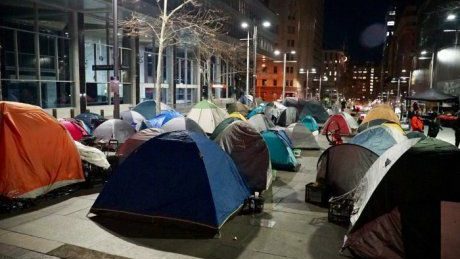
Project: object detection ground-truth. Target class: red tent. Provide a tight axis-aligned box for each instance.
[59,119,90,141]
[321,113,358,136]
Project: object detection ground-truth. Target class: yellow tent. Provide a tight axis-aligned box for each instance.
[362,104,400,125]
[229,112,247,121]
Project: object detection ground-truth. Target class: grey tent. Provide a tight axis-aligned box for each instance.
[283,98,329,124]
[132,100,173,120]
[248,114,275,133]
[344,138,460,258]
[264,102,287,123]
[93,119,136,144]
[317,144,378,196]
[116,128,164,162]
[285,123,320,150]
[213,121,272,192]
[277,107,298,127]
[120,110,145,131]
[226,102,250,116]
[161,117,206,135]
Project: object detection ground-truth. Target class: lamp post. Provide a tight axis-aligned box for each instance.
[318,75,328,100]
[274,49,296,100]
[299,68,316,99]
[241,20,271,96]
[112,0,120,119]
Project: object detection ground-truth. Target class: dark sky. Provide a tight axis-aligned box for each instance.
[324,0,393,64]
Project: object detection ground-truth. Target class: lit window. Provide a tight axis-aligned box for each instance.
[387,21,395,26]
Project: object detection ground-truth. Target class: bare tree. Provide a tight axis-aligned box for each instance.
[122,0,225,114]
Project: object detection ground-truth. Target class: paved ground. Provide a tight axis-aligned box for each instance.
[0,134,350,259]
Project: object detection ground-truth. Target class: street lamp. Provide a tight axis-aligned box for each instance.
[391,75,409,104]
[241,20,271,96]
[447,14,457,21]
[299,68,316,99]
[274,49,296,100]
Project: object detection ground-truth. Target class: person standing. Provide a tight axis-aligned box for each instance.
[427,112,442,138]
[454,112,460,147]
[411,111,424,133]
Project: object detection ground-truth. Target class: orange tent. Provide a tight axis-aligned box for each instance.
[0,102,84,199]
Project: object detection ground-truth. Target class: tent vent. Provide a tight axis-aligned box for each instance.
[385,159,392,167]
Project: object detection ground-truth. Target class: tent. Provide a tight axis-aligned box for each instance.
[90,131,250,230]
[0,102,84,199]
[132,100,173,120]
[321,112,359,136]
[350,123,407,156]
[213,121,272,192]
[301,115,319,133]
[344,138,460,258]
[359,104,400,132]
[277,107,298,127]
[187,100,229,134]
[93,119,135,144]
[116,128,164,162]
[210,117,241,140]
[300,100,330,124]
[406,88,457,102]
[59,118,90,141]
[248,114,275,133]
[74,112,106,130]
[161,117,206,135]
[261,130,300,171]
[120,110,145,131]
[226,102,249,116]
[141,110,182,129]
[264,101,287,123]
[316,144,379,196]
[229,112,247,121]
[285,123,320,150]
[75,141,110,169]
[247,104,266,119]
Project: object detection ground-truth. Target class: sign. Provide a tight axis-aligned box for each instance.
[92,65,129,71]
[110,78,120,94]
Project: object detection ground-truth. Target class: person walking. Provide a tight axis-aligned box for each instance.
[411,111,424,133]
[427,112,442,138]
[454,112,460,147]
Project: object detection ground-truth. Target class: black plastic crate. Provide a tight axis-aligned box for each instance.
[328,198,353,226]
[305,182,328,206]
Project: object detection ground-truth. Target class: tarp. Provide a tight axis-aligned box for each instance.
[321,113,358,136]
[0,101,84,199]
[132,100,173,120]
[141,110,182,129]
[75,141,110,169]
[359,104,400,132]
[261,130,300,172]
[226,102,249,116]
[74,112,106,130]
[161,117,206,135]
[116,128,164,163]
[213,121,272,192]
[277,107,298,127]
[248,114,275,133]
[350,123,407,156]
[93,119,136,144]
[90,131,250,230]
[406,88,457,102]
[59,118,90,141]
[301,115,319,133]
[344,138,434,258]
[316,144,379,196]
[187,100,229,134]
[285,123,320,150]
[120,110,145,131]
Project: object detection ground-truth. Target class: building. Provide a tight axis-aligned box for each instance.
[0,0,277,117]
[320,50,348,102]
[347,62,380,102]
[255,0,324,101]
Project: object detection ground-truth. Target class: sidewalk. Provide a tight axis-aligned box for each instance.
[0,136,347,259]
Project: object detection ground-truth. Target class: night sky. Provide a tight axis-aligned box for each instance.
[324,0,393,64]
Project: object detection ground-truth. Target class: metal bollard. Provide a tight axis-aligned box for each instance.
[100,109,104,117]
[70,109,75,118]
[52,109,57,118]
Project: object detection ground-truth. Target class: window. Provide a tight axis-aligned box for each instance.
[273,79,277,86]
[287,40,295,47]
[287,26,295,34]
[274,66,278,74]
[262,79,267,86]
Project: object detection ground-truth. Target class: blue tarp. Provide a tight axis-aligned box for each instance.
[90,131,250,229]
[141,110,182,129]
[301,115,319,132]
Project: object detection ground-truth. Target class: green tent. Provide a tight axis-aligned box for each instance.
[261,131,300,172]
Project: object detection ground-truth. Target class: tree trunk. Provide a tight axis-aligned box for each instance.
[206,58,211,100]
[155,6,167,115]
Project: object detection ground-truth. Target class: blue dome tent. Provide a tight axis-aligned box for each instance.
[301,115,319,133]
[261,130,300,172]
[90,131,250,230]
[141,110,182,129]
